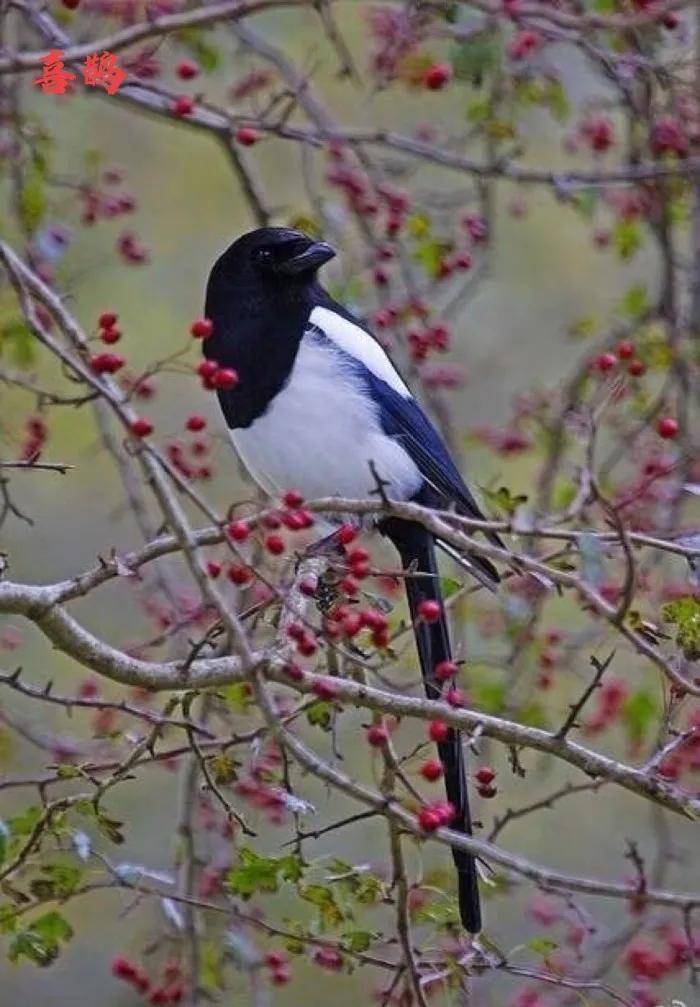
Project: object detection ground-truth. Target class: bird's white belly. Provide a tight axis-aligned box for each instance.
[230,336,421,502]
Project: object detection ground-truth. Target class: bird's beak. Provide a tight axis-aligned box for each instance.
[278,241,336,275]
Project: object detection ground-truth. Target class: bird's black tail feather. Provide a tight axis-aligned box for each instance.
[382,517,482,933]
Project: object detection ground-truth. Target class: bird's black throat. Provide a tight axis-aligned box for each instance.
[203,269,323,430]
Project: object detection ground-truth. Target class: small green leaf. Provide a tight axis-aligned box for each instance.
[613,220,642,261]
[29,863,82,901]
[225,848,303,900]
[299,884,344,927]
[617,283,649,320]
[481,486,528,517]
[221,682,253,713]
[661,596,700,661]
[9,911,73,966]
[19,166,46,233]
[623,689,657,747]
[342,929,377,953]
[527,936,559,956]
[307,700,333,732]
[440,577,462,600]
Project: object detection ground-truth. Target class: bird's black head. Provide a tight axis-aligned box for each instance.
[207,227,336,298]
[203,228,337,427]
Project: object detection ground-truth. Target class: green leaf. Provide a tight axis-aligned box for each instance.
[208,753,240,785]
[306,700,333,732]
[412,238,451,280]
[440,577,462,600]
[618,283,649,320]
[221,682,253,713]
[9,911,73,966]
[342,929,377,953]
[0,318,35,367]
[326,861,387,905]
[567,316,598,340]
[95,813,124,845]
[451,35,500,86]
[225,848,303,900]
[8,806,43,838]
[622,689,657,747]
[19,166,46,233]
[481,486,528,517]
[413,897,460,928]
[613,219,642,261]
[29,863,82,901]
[661,596,700,660]
[299,884,344,927]
[472,678,506,715]
[527,936,558,957]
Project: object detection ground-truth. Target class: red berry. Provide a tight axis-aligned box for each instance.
[172,96,194,117]
[265,534,285,555]
[423,62,452,90]
[446,686,464,707]
[265,950,288,969]
[616,339,634,360]
[595,352,617,373]
[212,368,238,390]
[62,0,81,9]
[299,578,317,597]
[478,783,497,799]
[435,802,456,824]
[420,758,443,782]
[296,633,317,657]
[336,524,357,545]
[176,60,199,80]
[418,808,442,832]
[282,489,304,508]
[206,560,222,578]
[190,317,213,339]
[434,659,458,681]
[346,546,369,565]
[90,351,124,374]
[628,359,646,377]
[417,599,441,623]
[130,416,154,437]
[359,608,388,631]
[270,967,291,985]
[475,765,496,785]
[100,326,121,344]
[228,564,253,585]
[197,359,218,379]
[312,679,336,701]
[283,661,304,681]
[98,311,118,329]
[366,724,389,746]
[429,720,449,743]
[235,126,259,146]
[657,416,678,439]
[312,946,343,971]
[227,519,250,542]
[111,956,137,980]
[186,413,206,432]
[340,575,359,596]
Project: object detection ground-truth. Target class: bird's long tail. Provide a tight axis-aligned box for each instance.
[383,517,482,933]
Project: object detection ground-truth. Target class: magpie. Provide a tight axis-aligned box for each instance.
[203,227,502,933]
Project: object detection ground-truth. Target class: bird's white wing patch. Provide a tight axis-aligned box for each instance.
[310,305,411,398]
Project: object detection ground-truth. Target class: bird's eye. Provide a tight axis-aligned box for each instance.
[254,248,274,268]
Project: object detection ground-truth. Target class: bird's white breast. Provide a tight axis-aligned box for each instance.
[230,332,421,502]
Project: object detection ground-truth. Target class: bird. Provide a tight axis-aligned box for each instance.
[203,226,503,933]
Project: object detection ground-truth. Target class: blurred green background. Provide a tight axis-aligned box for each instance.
[1,7,696,1005]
